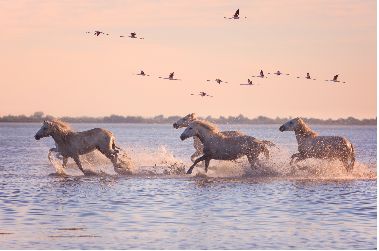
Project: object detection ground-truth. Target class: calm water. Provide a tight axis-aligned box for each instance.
[0,123,376,249]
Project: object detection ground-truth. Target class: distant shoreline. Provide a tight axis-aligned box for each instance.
[0,122,376,127]
[0,113,376,126]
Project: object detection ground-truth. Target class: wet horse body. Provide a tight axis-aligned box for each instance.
[279,117,355,171]
[180,120,276,174]
[173,113,277,162]
[35,120,131,175]
[173,113,247,162]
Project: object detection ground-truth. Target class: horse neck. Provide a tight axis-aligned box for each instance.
[294,122,318,142]
[195,126,221,143]
[189,117,199,124]
[50,125,72,145]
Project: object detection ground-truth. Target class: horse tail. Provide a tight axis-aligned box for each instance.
[261,143,270,159]
[112,144,133,175]
[110,136,120,154]
[115,145,131,158]
[262,140,281,151]
[348,143,355,171]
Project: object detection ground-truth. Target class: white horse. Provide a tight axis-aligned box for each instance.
[173,113,276,162]
[279,117,355,171]
[180,120,278,174]
[35,120,132,175]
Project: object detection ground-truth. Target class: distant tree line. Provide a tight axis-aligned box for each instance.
[0,112,376,125]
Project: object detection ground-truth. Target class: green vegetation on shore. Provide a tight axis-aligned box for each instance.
[0,112,376,125]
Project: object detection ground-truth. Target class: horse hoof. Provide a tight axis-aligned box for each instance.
[186,170,192,174]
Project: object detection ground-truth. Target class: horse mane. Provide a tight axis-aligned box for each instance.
[52,119,71,130]
[197,120,219,132]
[51,119,77,140]
[188,113,197,120]
[296,118,318,138]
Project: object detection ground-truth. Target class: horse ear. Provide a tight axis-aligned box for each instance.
[295,117,304,123]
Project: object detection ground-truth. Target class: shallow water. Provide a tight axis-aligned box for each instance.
[0,123,376,249]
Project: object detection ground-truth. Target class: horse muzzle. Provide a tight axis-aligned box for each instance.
[173,123,179,129]
[279,126,284,132]
[180,135,187,141]
[35,135,41,140]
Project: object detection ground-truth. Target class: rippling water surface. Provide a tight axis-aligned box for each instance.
[0,123,376,249]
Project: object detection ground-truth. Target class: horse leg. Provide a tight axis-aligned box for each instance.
[53,156,69,175]
[62,156,68,169]
[291,154,307,166]
[290,153,302,165]
[105,151,130,174]
[98,146,119,166]
[56,152,63,160]
[73,156,96,176]
[341,156,355,172]
[204,159,211,173]
[48,148,59,163]
[99,148,132,174]
[347,155,355,172]
[187,154,209,174]
[342,145,355,172]
[190,150,202,163]
[247,156,259,169]
[105,152,117,165]
[191,137,203,163]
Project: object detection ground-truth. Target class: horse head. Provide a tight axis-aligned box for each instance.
[173,113,197,129]
[180,121,200,141]
[279,117,302,132]
[35,120,54,140]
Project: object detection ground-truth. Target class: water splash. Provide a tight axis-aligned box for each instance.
[47,145,186,177]
[46,144,376,180]
[123,145,186,176]
[181,147,376,180]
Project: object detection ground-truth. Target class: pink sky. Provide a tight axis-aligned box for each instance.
[0,0,376,120]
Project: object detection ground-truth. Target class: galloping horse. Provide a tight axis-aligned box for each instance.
[180,120,278,174]
[35,120,132,175]
[279,117,355,171]
[173,113,276,162]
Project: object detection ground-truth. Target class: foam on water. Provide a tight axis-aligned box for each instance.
[47,144,376,180]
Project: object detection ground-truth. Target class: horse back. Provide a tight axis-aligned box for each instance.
[203,135,261,160]
[66,128,115,155]
[77,128,113,138]
[194,131,244,148]
[299,136,353,159]
[219,130,245,137]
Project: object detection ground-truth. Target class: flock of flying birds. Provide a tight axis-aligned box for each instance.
[87,9,345,98]
[87,31,144,39]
